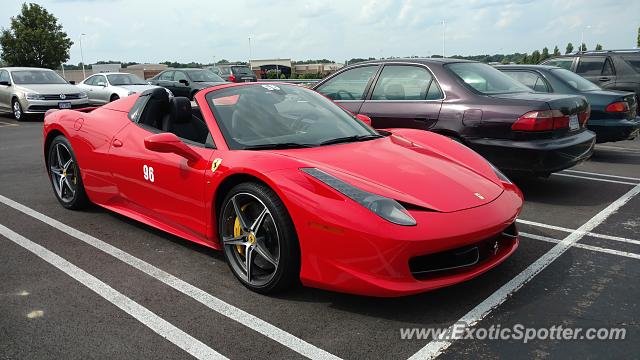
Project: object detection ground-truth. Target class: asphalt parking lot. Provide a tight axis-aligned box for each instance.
[1,115,639,360]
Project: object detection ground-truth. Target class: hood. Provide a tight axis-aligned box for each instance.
[273,136,504,213]
[118,84,160,93]
[16,83,82,94]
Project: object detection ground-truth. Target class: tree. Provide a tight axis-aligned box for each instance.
[565,42,574,54]
[0,3,73,69]
[530,50,541,64]
[519,53,529,64]
[541,47,550,61]
[580,43,587,51]
[595,44,603,50]
[637,27,640,48]
[553,46,560,56]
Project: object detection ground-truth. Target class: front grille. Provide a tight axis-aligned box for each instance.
[409,223,517,280]
[41,93,83,100]
[28,103,88,112]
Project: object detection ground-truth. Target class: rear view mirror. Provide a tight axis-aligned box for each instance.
[144,132,202,162]
[179,79,189,86]
[69,80,76,85]
[356,114,372,126]
[0,80,11,86]
[97,82,106,87]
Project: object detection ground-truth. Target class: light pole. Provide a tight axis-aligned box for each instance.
[580,25,591,52]
[79,33,86,79]
[248,35,252,70]
[442,20,446,58]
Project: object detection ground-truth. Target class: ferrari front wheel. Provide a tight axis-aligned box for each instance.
[219,182,300,294]
[48,136,90,210]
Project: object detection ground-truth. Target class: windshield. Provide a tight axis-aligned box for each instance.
[232,66,253,76]
[187,70,224,82]
[446,62,532,94]
[107,73,147,85]
[550,68,601,91]
[207,84,379,150]
[11,70,68,85]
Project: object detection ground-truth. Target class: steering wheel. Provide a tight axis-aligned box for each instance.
[336,90,355,100]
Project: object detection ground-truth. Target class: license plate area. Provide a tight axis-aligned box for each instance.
[569,114,579,130]
[58,102,71,109]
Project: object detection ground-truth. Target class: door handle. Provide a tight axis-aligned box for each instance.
[112,139,123,147]
[598,77,610,82]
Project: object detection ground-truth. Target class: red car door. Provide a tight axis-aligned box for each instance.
[108,122,215,240]
[314,64,380,114]
[358,64,443,130]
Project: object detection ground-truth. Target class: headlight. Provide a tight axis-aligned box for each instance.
[26,93,45,100]
[490,163,512,184]
[79,92,88,98]
[301,168,417,226]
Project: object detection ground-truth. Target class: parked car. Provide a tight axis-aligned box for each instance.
[497,65,639,143]
[76,72,161,105]
[541,50,640,112]
[0,67,89,121]
[313,59,595,176]
[148,69,226,100]
[208,65,257,82]
[42,84,522,296]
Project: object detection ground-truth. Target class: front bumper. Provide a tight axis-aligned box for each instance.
[20,98,90,114]
[281,176,523,297]
[587,117,640,143]
[466,130,596,175]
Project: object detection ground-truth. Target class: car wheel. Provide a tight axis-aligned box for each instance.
[110,94,120,102]
[12,98,23,121]
[47,135,90,210]
[219,182,300,294]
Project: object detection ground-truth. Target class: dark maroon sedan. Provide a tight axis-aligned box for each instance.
[313,59,596,176]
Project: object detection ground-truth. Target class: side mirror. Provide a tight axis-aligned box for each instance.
[144,132,202,162]
[355,114,372,126]
[0,80,11,86]
[69,80,76,85]
[97,82,106,87]
[179,79,189,86]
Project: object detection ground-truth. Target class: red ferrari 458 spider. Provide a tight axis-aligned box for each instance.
[43,83,523,297]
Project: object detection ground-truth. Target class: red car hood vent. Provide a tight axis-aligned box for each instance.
[274,137,504,213]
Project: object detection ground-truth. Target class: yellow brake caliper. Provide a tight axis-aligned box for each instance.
[234,203,250,256]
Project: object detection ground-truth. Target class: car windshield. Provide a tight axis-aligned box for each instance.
[107,73,147,85]
[232,66,253,76]
[446,62,532,94]
[207,84,380,150]
[11,70,68,85]
[550,68,601,91]
[187,70,224,82]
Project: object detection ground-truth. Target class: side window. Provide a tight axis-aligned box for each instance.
[316,65,378,100]
[84,76,96,85]
[371,65,433,101]
[543,58,573,70]
[174,71,188,83]
[159,71,174,81]
[602,58,615,76]
[95,75,107,86]
[622,56,640,73]
[503,71,549,92]
[0,70,11,83]
[426,80,443,100]
[576,57,606,75]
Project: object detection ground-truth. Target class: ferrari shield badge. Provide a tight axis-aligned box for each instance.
[211,158,222,172]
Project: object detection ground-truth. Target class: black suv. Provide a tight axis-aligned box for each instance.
[208,65,257,83]
[541,50,640,110]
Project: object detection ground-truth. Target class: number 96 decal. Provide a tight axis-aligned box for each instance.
[143,164,155,182]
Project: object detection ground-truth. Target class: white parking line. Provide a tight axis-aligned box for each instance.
[0,194,341,360]
[517,219,640,247]
[408,183,640,360]
[562,169,640,182]
[595,144,640,153]
[0,223,227,360]
[552,173,639,186]
[520,232,640,261]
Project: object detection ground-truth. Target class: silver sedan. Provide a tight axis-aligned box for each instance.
[76,72,161,105]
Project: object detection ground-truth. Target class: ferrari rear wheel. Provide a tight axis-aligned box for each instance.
[219,182,300,294]
[48,135,90,210]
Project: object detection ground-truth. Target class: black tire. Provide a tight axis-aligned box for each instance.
[219,182,300,294]
[110,94,120,102]
[47,135,90,210]
[12,98,24,121]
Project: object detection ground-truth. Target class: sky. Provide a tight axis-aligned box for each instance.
[1,0,639,65]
